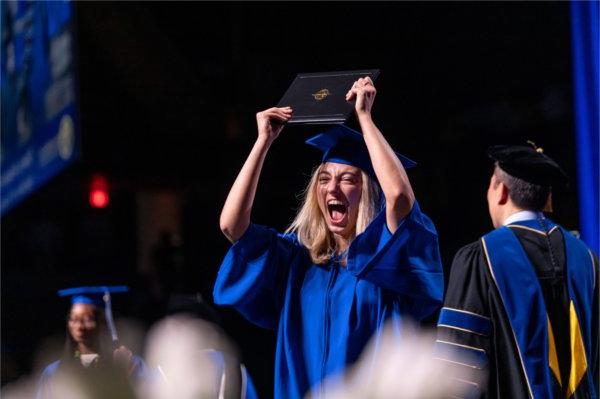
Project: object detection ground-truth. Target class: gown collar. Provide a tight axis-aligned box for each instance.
[504,211,557,235]
[503,210,544,226]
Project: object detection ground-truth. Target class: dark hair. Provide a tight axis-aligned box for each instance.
[495,165,551,211]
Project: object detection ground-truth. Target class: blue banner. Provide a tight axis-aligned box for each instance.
[1,0,80,215]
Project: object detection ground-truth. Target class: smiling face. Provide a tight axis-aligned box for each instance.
[316,162,363,239]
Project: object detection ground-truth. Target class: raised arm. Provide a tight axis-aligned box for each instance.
[219,107,292,242]
[346,77,415,233]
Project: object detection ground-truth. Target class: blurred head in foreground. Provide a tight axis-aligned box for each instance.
[139,314,240,399]
[319,321,484,399]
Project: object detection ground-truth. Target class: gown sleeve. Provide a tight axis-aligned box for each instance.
[346,201,444,319]
[436,241,492,399]
[213,223,297,329]
[129,354,150,382]
[35,361,61,399]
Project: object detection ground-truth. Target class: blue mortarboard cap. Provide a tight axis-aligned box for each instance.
[58,286,129,306]
[305,125,416,178]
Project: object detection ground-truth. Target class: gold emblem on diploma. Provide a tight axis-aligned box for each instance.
[312,89,331,101]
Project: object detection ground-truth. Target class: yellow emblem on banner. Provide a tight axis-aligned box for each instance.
[312,89,331,101]
[57,114,75,161]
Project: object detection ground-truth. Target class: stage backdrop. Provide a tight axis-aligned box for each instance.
[571,0,599,255]
[1,0,80,215]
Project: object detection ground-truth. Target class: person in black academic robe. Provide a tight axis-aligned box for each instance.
[436,144,598,399]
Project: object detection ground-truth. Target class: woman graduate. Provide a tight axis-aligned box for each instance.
[37,286,148,399]
[214,77,444,398]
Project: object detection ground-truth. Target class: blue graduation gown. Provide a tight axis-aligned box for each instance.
[214,202,444,398]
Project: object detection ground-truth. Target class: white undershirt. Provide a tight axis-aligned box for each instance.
[502,210,544,226]
[80,353,99,367]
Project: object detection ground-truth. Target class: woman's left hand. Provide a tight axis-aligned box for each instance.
[347,76,415,230]
[345,77,376,118]
[113,345,136,374]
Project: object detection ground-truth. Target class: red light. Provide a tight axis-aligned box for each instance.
[89,174,110,209]
[90,190,109,208]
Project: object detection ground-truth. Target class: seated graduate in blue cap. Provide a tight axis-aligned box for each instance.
[37,286,148,399]
[214,77,444,398]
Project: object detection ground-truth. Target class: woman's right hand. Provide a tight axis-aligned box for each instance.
[256,107,292,142]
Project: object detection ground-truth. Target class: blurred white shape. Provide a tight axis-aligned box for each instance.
[39,372,91,399]
[2,371,90,399]
[138,315,235,399]
[1,377,39,399]
[318,321,482,399]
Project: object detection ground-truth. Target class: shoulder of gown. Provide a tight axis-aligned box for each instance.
[346,201,444,319]
[213,223,303,329]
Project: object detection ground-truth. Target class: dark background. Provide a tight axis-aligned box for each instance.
[1,2,580,397]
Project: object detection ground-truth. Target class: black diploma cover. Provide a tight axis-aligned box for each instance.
[277,69,380,124]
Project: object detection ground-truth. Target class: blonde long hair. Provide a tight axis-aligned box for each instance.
[285,163,381,264]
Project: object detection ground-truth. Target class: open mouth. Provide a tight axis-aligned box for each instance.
[327,200,348,223]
